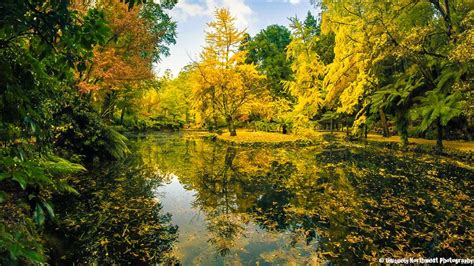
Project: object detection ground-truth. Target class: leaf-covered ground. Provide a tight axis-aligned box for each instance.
[217,131,305,143]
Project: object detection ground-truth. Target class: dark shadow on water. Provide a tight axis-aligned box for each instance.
[48,155,179,264]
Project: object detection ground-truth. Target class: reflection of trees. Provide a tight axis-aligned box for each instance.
[194,146,248,256]
[52,156,178,264]
[134,136,358,260]
[132,134,474,264]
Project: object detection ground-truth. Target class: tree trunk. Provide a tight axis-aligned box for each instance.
[101,90,116,123]
[436,117,443,153]
[282,124,287,134]
[379,109,389,137]
[330,119,333,134]
[364,123,368,139]
[227,116,236,136]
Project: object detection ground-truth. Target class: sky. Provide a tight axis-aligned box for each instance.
[154,0,318,77]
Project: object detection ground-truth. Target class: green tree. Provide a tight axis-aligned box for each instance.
[412,90,466,153]
[0,0,111,262]
[245,25,293,100]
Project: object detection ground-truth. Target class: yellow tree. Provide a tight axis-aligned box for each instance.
[192,8,265,136]
[320,0,385,135]
[283,16,325,128]
[321,0,472,145]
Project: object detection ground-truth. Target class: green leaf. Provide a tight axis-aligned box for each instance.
[22,250,44,263]
[12,172,27,190]
[0,172,9,182]
[33,204,45,225]
[0,191,6,203]
[42,201,55,219]
[9,244,20,259]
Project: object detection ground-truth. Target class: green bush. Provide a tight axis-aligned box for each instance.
[120,116,183,132]
[0,151,85,263]
[53,97,130,162]
[254,121,282,132]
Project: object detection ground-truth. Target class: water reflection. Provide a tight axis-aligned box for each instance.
[50,156,178,264]
[52,132,473,264]
[138,133,473,264]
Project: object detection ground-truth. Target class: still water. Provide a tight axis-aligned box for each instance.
[52,132,473,264]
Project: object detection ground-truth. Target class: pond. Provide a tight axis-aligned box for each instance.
[50,132,473,264]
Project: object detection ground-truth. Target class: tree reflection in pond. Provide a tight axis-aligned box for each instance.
[50,156,178,264]
[51,132,473,264]
[141,133,472,264]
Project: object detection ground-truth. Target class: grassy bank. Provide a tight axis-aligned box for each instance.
[214,129,474,153]
[216,131,306,144]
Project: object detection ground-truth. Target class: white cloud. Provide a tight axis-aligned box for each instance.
[222,0,253,29]
[169,1,207,21]
[171,0,253,30]
[289,0,301,4]
[265,0,301,4]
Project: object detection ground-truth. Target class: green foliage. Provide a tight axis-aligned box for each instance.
[53,96,130,161]
[139,1,177,60]
[0,153,83,193]
[245,25,293,100]
[412,90,466,132]
[0,220,44,264]
[103,127,131,159]
[0,0,134,263]
[0,151,85,263]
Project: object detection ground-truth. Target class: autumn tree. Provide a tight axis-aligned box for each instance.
[283,14,325,127]
[192,8,265,136]
[76,0,176,122]
[135,69,193,124]
[319,0,472,148]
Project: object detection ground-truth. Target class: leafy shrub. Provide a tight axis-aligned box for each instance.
[53,97,130,161]
[121,117,183,132]
[254,121,287,133]
[0,151,85,263]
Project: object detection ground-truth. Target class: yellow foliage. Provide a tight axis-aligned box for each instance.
[191,8,265,133]
[217,131,305,143]
[283,18,325,122]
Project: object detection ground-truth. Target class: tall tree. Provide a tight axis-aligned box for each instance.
[245,25,293,100]
[320,0,472,146]
[192,8,265,136]
[75,0,176,122]
[283,15,325,126]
